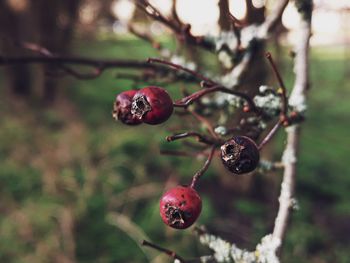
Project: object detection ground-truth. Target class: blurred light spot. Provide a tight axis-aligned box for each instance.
[6,0,28,13]
[79,2,99,24]
[313,11,341,34]
[111,0,135,23]
[150,21,165,36]
[58,13,70,29]
[311,10,342,45]
[252,0,265,9]
[229,0,247,20]
[282,3,300,30]
[177,0,219,35]
[149,0,172,16]
[113,21,128,34]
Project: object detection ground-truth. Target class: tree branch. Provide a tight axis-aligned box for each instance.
[272,0,312,251]
[259,0,289,37]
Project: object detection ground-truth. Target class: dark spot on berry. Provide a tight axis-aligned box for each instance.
[165,205,185,227]
[131,95,151,119]
[221,136,259,174]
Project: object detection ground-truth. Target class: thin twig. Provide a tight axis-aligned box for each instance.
[166,132,216,145]
[174,85,260,114]
[190,146,216,189]
[258,120,282,150]
[148,57,216,85]
[171,0,182,27]
[136,0,214,50]
[20,42,104,79]
[128,24,162,50]
[188,109,219,139]
[0,54,193,81]
[265,52,288,118]
[160,149,207,158]
[136,1,177,32]
[141,240,186,262]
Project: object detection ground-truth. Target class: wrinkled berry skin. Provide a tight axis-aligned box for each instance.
[131,86,173,125]
[221,136,259,174]
[160,186,202,229]
[112,90,142,125]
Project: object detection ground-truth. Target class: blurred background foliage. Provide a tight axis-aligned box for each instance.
[0,0,350,263]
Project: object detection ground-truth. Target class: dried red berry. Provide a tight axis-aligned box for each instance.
[160,186,202,229]
[131,86,173,125]
[112,90,142,125]
[221,136,259,174]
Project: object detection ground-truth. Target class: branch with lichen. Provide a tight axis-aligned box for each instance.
[272,0,312,251]
[196,1,312,262]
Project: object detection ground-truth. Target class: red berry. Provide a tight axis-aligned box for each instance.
[160,186,202,229]
[113,90,142,125]
[221,136,260,174]
[131,86,173,125]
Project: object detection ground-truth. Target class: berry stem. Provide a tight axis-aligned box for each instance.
[166,132,217,145]
[147,57,216,85]
[173,85,260,115]
[160,149,208,158]
[190,146,216,189]
[188,109,219,139]
[265,52,288,118]
[258,120,282,150]
[141,240,186,262]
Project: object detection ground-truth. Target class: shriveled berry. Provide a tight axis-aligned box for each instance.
[112,90,142,125]
[221,136,259,174]
[131,86,173,125]
[160,186,202,229]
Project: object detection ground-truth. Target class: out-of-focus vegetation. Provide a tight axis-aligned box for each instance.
[0,39,349,263]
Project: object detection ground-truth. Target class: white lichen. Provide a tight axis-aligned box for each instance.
[255,235,281,263]
[253,93,281,117]
[199,233,280,263]
[288,92,307,114]
[281,135,297,165]
[290,198,300,211]
[218,50,234,69]
[240,25,259,48]
[170,55,197,71]
[213,31,239,52]
[215,126,228,136]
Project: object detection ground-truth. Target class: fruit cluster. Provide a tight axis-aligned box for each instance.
[112,86,173,125]
[113,85,262,229]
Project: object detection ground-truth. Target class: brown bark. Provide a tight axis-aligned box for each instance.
[218,0,231,31]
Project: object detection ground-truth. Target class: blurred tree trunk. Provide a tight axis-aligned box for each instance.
[244,0,265,25]
[0,1,33,96]
[0,0,81,102]
[242,0,266,93]
[33,0,81,102]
